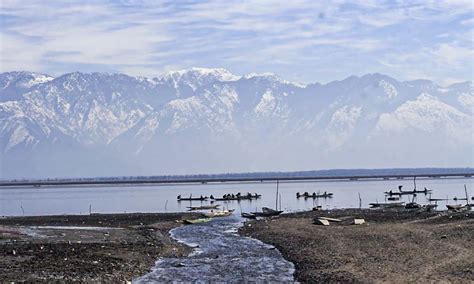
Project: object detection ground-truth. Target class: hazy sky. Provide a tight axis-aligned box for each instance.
[1,0,473,85]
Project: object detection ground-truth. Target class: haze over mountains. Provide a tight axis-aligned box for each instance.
[1,68,473,179]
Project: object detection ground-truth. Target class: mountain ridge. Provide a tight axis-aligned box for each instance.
[1,68,472,178]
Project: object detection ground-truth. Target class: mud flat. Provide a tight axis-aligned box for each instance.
[240,208,474,283]
[0,212,198,282]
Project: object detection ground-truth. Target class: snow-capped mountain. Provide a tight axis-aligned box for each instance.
[1,68,472,178]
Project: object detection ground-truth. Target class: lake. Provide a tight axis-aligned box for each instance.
[1,178,472,216]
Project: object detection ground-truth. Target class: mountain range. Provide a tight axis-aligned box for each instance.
[1,68,473,178]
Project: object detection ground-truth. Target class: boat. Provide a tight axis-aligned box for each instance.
[187,204,220,211]
[297,192,333,199]
[387,197,400,201]
[183,218,212,225]
[369,202,405,208]
[251,207,283,217]
[446,204,472,212]
[405,202,422,209]
[241,212,257,219]
[202,209,235,218]
[385,186,431,196]
[177,195,208,201]
[211,193,262,201]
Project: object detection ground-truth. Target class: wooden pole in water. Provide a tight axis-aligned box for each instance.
[465,184,469,205]
[276,180,279,210]
[358,193,362,209]
[413,176,417,190]
[165,200,168,212]
[279,193,282,211]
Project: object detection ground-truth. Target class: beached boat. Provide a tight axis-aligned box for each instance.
[369,202,405,208]
[202,209,235,218]
[446,204,472,211]
[187,204,220,211]
[183,218,212,225]
[241,212,257,219]
[251,207,283,217]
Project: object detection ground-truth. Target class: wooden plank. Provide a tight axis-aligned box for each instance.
[318,217,342,222]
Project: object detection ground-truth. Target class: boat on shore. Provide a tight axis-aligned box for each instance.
[183,218,213,225]
[249,207,283,217]
[241,212,257,219]
[187,205,220,211]
[369,202,405,208]
[202,209,235,218]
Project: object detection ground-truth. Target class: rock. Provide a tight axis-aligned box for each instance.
[441,235,447,239]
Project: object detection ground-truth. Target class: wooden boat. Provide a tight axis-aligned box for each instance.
[446,204,472,211]
[187,204,220,211]
[177,195,208,201]
[183,218,212,225]
[297,192,333,199]
[212,194,262,201]
[241,212,257,219]
[251,207,283,217]
[405,202,422,209]
[369,202,405,208]
[387,197,400,201]
[202,209,235,218]
[385,186,431,196]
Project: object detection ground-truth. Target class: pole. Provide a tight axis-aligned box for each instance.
[276,180,279,210]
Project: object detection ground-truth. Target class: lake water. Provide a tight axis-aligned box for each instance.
[1,178,472,216]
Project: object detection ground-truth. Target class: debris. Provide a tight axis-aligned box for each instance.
[441,235,447,239]
[353,219,366,225]
[318,217,342,222]
[313,219,330,226]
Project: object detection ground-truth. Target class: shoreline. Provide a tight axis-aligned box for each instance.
[240,208,474,282]
[0,212,198,282]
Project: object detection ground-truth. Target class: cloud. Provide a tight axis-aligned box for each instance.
[0,0,472,83]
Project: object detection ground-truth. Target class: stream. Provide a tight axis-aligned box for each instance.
[133,216,295,282]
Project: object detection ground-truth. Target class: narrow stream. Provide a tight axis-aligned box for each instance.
[133,216,295,282]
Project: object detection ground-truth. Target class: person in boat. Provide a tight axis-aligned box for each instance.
[304,191,309,197]
[200,195,204,200]
[254,193,258,197]
[312,192,316,198]
[296,192,300,198]
[210,194,214,199]
[247,193,252,199]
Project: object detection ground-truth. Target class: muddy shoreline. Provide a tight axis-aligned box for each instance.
[0,212,198,282]
[240,208,474,283]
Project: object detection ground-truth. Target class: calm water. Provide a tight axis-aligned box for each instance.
[0,178,472,216]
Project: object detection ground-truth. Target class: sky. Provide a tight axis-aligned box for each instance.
[0,0,473,86]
